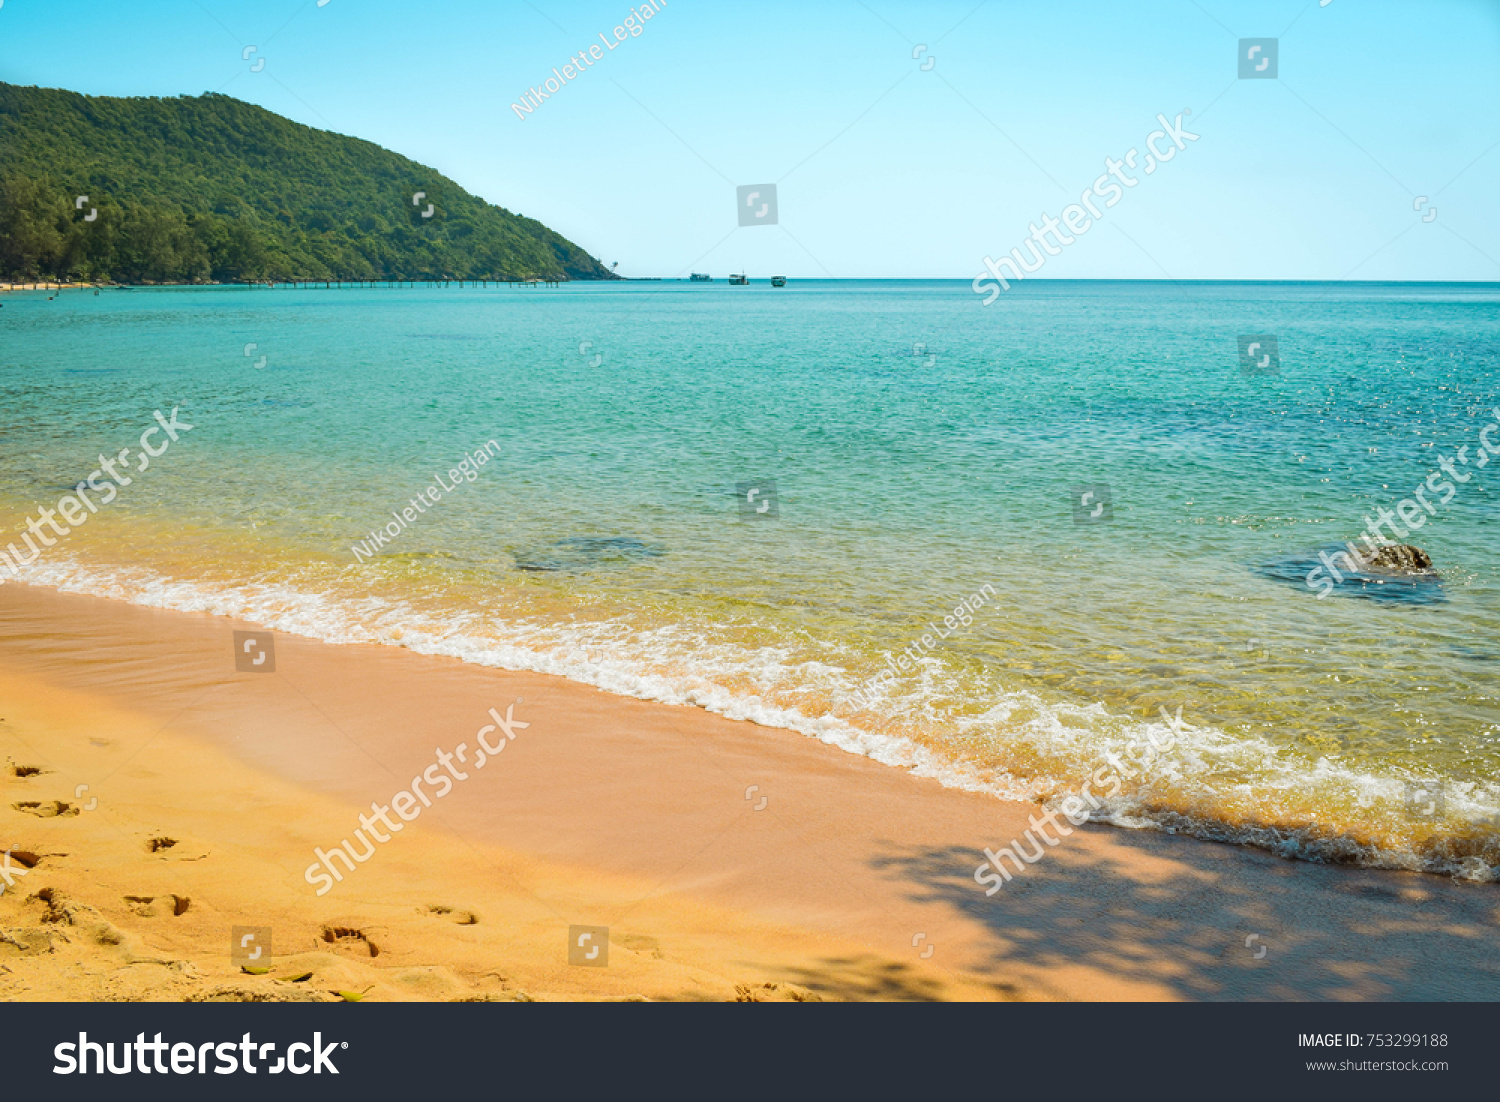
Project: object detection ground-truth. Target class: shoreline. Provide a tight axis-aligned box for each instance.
[0,281,104,292]
[4,542,1486,886]
[0,276,638,292]
[2,579,1500,1001]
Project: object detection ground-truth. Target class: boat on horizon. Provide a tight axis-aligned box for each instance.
[728,273,748,285]
[690,273,712,282]
[770,275,786,287]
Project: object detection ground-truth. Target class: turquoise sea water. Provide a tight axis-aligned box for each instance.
[2,279,1499,876]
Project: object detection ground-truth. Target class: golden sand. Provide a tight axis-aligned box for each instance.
[1,582,1496,1001]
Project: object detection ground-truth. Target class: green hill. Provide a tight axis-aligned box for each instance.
[0,82,616,284]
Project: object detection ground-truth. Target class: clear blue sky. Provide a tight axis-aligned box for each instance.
[2,0,1497,280]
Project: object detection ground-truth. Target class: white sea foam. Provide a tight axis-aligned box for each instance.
[10,554,1498,880]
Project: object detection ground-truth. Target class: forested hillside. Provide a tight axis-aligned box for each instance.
[0,82,615,284]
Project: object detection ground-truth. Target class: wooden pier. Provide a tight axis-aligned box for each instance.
[3,277,568,292]
[266,278,563,289]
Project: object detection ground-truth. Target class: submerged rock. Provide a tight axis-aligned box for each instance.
[512,536,665,574]
[1360,544,1434,573]
[1255,542,1445,606]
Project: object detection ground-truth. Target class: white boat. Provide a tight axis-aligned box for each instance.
[728,273,748,285]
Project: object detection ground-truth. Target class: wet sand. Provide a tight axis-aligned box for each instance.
[2,582,1497,1001]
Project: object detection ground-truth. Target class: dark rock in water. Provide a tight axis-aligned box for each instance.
[513,536,665,574]
[1254,542,1445,606]
[1361,544,1433,573]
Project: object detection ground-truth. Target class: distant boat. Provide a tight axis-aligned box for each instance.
[689,273,713,282]
[770,275,786,287]
[728,273,748,285]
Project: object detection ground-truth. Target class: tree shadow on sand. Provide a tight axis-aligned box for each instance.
[765,954,1025,1002]
[869,830,1500,1001]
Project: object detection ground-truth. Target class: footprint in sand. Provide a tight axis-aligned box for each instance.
[12,800,79,818]
[424,905,479,926]
[7,764,49,778]
[123,894,191,918]
[0,927,55,956]
[3,849,65,871]
[620,934,664,959]
[734,982,821,1002]
[321,924,381,957]
[140,835,210,861]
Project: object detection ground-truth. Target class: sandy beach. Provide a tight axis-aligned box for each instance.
[0,283,99,293]
[0,581,1494,1002]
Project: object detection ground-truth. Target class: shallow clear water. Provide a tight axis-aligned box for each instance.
[3,278,1499,876]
